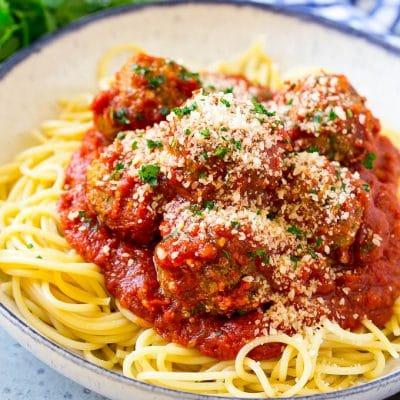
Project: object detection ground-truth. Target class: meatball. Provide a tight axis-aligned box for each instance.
[92,53,201,140]
[154,201,295,316]
[278,151,368,263]
[273,73,380,162]
[85,126,168,244]
[164,90,287,204]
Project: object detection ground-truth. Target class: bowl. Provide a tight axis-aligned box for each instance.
[1,1,400,399]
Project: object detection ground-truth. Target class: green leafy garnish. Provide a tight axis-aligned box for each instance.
[251,101,276,116]
[138,164,160,187]
[132,64,150,75]
[147,75,165,88]
[160,106,169,116]
[200,129,210,138]
[172,102,198,117]
[329,110,337,121]
[112,108,130,125]
[146,139,163,149]
[362,183,370,192]
[204,201,215,210]
[220,98,231,107]
[287,225,303,239]
[362,152,377,170]
[231,221,240,229]
[214,146,229,159]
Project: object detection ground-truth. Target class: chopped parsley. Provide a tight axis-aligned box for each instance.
[147,75,165,88]
[214,146,229,159]
[308,247,317,259]
[200,129,210,138]
[184,128,191,136]
[138,164,160,187]
[131,64,150,75]
[115,162,124,171]
[231,220,240,229]
[231,139,241,150]
[346,109,353,118]
[131,141,138,150]
[307,146,319,153]
[36,255,43,259]
[146,139,163,149]
[313,113,322,124]
[362,152,377,170]
[251,101,276,116]
[248,249,269,264]
[160,106,169,116]
[163,228,179,241]
[78,210,92,224]
[112,108,130,125]
[201,151,209,159]
[173,102,198,117]
[287,225,303,239]
[316,238,323,247]
[266,212,276,220]
[223,87,233,94]
[199,171,206,180]
[362,183,370,192]
[204,201,215,210]
[220,98,231,107]
[222,249,231,260]
[116,131,126,140]
[329,110,337,121]
[27,243,34,249]
[290,255,300,264]
[179,68,201,84]
[248,249,266,258]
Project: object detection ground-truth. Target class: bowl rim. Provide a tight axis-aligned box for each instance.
[0,1,399,399]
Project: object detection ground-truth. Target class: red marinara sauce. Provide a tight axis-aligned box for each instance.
[58,60,400,361]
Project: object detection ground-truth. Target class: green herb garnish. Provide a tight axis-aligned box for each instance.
[362,152,377,170]
[138,164,160,187]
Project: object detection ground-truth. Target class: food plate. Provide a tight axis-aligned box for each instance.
[1,1,400,399]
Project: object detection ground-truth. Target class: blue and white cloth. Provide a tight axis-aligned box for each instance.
[245,0,400,48]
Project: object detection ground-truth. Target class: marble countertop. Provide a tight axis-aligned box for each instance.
[1,326,399,400]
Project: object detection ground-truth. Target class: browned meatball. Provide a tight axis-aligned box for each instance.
[273,73,380,162]
[91,53,201,140]
[278,151,368,263]
[85,128,167,244]
[154,200,334,316]
[154,201,293,316]
[164,90,287,204]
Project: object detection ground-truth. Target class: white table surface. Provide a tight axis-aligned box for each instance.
[1,325,399,400]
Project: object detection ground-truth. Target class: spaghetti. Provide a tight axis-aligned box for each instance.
[1,43,400,398]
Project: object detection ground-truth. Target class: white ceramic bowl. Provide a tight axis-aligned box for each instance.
[1,2,400,399]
